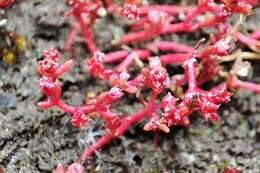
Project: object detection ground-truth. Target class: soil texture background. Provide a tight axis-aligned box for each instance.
[0,0,260,173]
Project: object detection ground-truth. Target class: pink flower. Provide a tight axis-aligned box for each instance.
[52,163,84,173]
[142,57,169,93]
[121,3,140,20]
[86,51,105,78]
[38,77,61,96]
[71,111,89,128]
[38,58,59,77]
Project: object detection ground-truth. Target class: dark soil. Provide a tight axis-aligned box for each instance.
[0,1,260,173]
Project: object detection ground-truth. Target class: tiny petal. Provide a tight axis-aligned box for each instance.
[66,162,84,173]
[159,123,170,133]
[52,164,66,173]
[209,84,232,103]
[161,92,177,109]
[143,116,160,131]
[43,47,60,60]
[119,71,130,82]
[213,39,231,55]
[93,51,105,62]
[108,86,124,100]
[210,113,220,121]
[149,56,162,67]
[144,114,170,133]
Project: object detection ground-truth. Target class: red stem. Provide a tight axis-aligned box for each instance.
[160,53,188,65]
[120,29,154,44]
[77,90,159,161]
[98,110,119,121]
[57,100,76,113]
[233,32,260,48]
[120,22,196,44]
[116,50,150,71]
[64,23,78,51]
[186,58,198,90]
[231,77,260,93]
[139,5,195,15]
[148,41,194,53]
[104,50,129,63]
[161,22,196,33]
[78,108,148,161]
[251,29,260,39]
[56,100,96,114]
[76,15,97,54]
[78,132,114,161]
